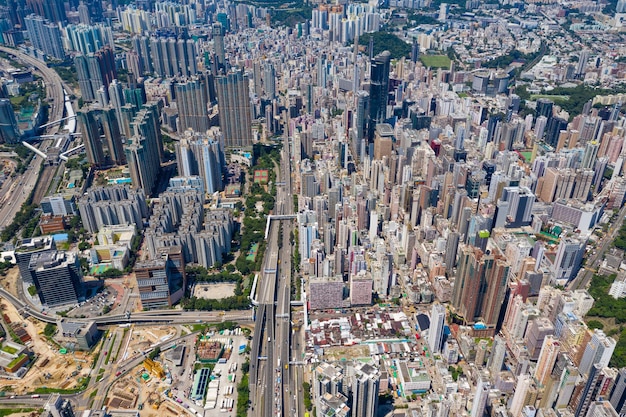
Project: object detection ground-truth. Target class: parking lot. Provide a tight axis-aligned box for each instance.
[67,287,119,318]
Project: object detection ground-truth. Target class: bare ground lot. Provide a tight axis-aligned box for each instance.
[193,283,236,300]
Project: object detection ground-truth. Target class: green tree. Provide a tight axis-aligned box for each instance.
[587,320,604,330]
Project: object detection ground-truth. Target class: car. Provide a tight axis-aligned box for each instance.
[115,371,121,376]
[104,351,108,356]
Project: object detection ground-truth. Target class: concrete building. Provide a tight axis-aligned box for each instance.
[77,186,148,233]
[352,363,379,417]
[309,276,344,310]
[135,246,186,310]
[40,195,77,217]
[29,251,84,308]
[57,320,101,350]
[24,14,65,59]
[428,303,446,354]
[15,236,56,284]
[215,69,254,148]
[579,329,616,377]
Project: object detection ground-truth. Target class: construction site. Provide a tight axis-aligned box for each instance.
[0,294,95,395]
[106,355,193,417]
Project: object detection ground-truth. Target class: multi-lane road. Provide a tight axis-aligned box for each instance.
[0,46,68,231]
[1,286,252,326]
[250,127,299,417]
[569,203,626,291]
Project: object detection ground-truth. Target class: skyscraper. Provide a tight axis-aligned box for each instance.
[215,69,254,148]
[135,246,186,310]
[352,363,379,417]
[610,368,626,415]
[553,237,587,284]
[534,335,561,387]
[579,329,617,377]
[65,23,114,55]
[24,14,65,59]
[212,23,226,72]
[176,75,212,134]
[369,51,391,131]
[0,99,19,144]
[125,106,162,195]
[26,0,66,23]
[175,132,225,194]
[471,378,490,417]
[77,107,125,167]
[429,303,446,354]
[75,46,117,102]
[452,244,510,331]
[263,62,276,99]
[575,364,613,417]
[510,375,538,417]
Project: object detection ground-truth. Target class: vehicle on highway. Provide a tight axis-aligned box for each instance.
[31,395,40,398]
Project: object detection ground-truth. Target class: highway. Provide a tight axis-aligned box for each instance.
[0,46,65,128]
[1,287,252,325]
[569,203,626,291]
[0,46,68,232]
[250,127,298,417]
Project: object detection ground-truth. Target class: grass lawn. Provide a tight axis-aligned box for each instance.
[420,55,451,68]
[1,345,17,355]
[0,408,36,417]
[530,94,570,101]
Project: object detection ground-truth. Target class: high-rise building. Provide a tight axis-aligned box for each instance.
[215,69,254,148]
[579,329,617,377]
[309,276,344,310]
[212,23,226,72]
[471,378,490,417]
[42,393,76,417]
[125,106,162,195]
[175,132,225,194]
[510,375,538,417]
[314,362,345,411]
[534,336,561,387]
[148,37,198,78]
[29,251,84,308]
[135,246,186,310]
[0,98,19,144]
[610,368,626,415]
[576,50,590,79]
[24,14,65,59]
[488,335,506,375]
[429,303,446,354]
[77,186,149,233]
[65,23,114,55]
[263,62,276,99]
[585,402,619,417]
[525,317,555,361]
[552,237,587,284]
[575,365,615,417]
[369,51,391,130]
[75,46,117,102]
[352,363,379,417]
[451,244,510,331]
[77,107,125,167]
[26,0,66,23]
[555,362,580,409]
[15,236,56,284]
[176,74,212,134]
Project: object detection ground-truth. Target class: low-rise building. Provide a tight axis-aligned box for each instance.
[57,319,101,350]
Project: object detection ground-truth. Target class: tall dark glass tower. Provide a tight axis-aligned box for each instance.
[368,50,391,135]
